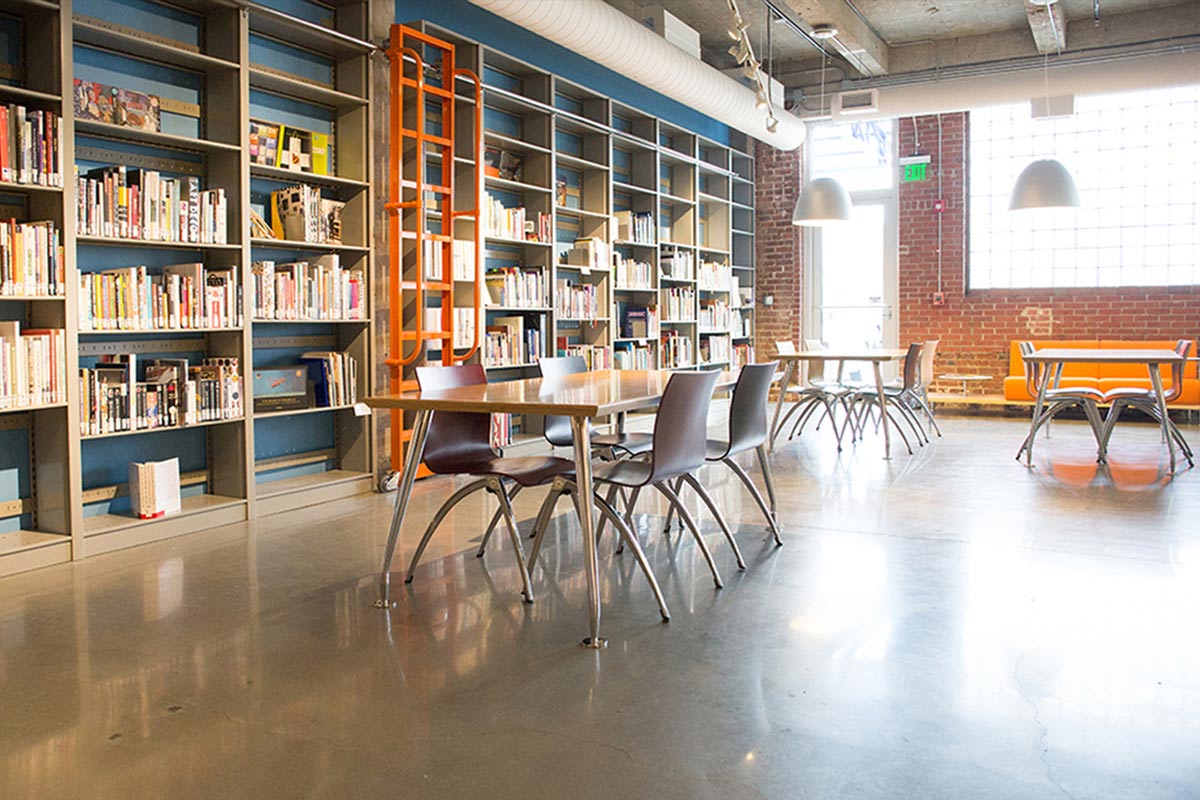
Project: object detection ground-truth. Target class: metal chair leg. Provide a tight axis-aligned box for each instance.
[679,473,745,569]
[590,491,670,621]
[478,483,522,555]
[725,455,781,545]
[661,475,686,533]
[527,478,569,575]
[406,478,490,584]
[655,481,722,588]
[486,476,534,603]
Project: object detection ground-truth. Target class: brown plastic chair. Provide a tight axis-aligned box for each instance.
[1100,339,1194,465]
[403,364,577,602]
[528,370,737,590]
[538,355,653,456]
[1015,341,1107,465]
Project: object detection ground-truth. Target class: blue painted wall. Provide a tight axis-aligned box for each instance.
[394,0,730,145]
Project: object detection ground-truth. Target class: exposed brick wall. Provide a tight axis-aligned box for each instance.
[753,141,803,356]
[896,113,1200,394]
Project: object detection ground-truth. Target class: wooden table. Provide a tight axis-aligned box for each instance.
[1023,348,1185,473]
[366,368,737,649]
[770,349,910,458]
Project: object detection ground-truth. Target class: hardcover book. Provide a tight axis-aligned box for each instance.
[73,80,161,132]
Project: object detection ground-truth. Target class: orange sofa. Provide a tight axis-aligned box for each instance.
[1003,340,1200,404]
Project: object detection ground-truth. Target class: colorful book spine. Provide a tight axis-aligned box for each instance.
[0,219,64,297]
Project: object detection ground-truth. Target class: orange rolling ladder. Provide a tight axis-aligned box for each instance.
[385,24,483,479]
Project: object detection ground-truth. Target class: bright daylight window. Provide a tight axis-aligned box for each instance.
[969,85,1200,290]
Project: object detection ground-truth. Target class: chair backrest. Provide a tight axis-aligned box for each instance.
[802,339,829,385]
[775,340,797,356]
[721,361,778,457]
[537,356,587,447]
[647,370,721,484]
[1018,340,1041,397]
[415,364,494,473]
[900,342,924,391]
[1166,339,1192,402]
[920,339,940,390]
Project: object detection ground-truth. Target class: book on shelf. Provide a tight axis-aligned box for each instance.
[490,412,511,449]
[248,120,280,168]
[660,331,694,369]
[76,165,227,244]
[618,303,660,339]
[698,260,732,291]
[264,123,332,176]
[484,147,523,182]
[555,278,602,319]
[486,266,545,308]
[699,334,731,364]
[453,307,476,349]
[0,219,64,297]
[613,253,652,288]
[661,286,696,321]
[563,237,609,272]
[614,341,654,370]
[560,343,611,370]
[659,248,695,281]
[271,184,344,245]
[0,322,65,408]
[698,299,731,332]
[483,315,541,367]
[298,351,357,407]
[453,240,476,282]
[129,457,181,519]
[733,343,755,369]
[483,193,550,242]
[249,209,274,239]
[613,210,654,244]
[78,263,241,331]
[251,256,365,321]
[0,104,63,187]
[79,355,243,435]
[73,80,160,133]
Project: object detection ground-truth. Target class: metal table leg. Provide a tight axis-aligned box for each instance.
[571,416,605,649]
[377,409,433,608]
[769,361,797,452]
[1149,364,1176,474]
[1022,362,1051,467]
[872,361,891,459]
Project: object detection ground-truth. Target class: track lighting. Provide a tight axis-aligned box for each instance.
[726,0,777,134]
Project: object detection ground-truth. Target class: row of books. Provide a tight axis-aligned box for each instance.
[453,307,476,349]
[486,267,545,308]
[77,166,228,244]
[698,260,733,291]
[661,286,696,322]
[660,248,695,281]
[660,331,694,369]
[482,316,543,368]
[563,237,610,272]
[1,104,62,187]
[617,303,659,339]
[490,412,512,450]
[269,184,343,245]
[614,210,654,244]
[78,264,241,331]
[699,300,732,332]
[613,254,653,289]
[0,324,65,409]
[484,195,551,242]
[560,343,611,370]
[251,257,365,321]
[1,220,64,297]
[555,280,603,320]
[299,351,357,407]
[249,121,331,176]
[733,343,755,370]
[700,334,731,365]
[79,355,243,436]
[731,309,753,339]
[422,239,477,282]
[613,343,654,370]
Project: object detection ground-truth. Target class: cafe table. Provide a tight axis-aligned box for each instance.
[1021,348,1185,473]
[366,368,737,649]
[769,349,910,458]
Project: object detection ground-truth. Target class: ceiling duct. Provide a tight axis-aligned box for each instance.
[467,0,806,150]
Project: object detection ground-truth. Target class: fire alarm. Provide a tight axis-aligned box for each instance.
[933,199,944,213]
[932,292,945,306]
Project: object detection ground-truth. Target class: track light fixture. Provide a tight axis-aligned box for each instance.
[726,0,778,134]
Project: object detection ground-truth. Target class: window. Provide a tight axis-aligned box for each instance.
[969,86,1200,289]
[810,121,894,192]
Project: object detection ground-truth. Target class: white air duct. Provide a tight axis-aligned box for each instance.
[467,0,806,150]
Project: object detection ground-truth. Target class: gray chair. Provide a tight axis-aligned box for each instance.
[1100,338,1193,466]
[1015,341,1107,465]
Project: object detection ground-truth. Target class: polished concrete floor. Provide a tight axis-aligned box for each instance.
[2,415,1199,798]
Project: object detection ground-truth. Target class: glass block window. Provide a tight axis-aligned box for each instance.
[969,86,1200,289]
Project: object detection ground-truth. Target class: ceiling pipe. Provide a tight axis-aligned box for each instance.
[466,0,807,150]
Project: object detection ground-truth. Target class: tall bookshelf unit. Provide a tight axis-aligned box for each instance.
[404,20,758,450]
[0,0,375,578]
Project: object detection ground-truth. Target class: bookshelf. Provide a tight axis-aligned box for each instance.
[0,0,375,578]
[404,21,757,450]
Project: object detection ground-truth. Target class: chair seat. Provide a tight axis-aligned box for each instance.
[1102,387,1156,402]
[456,455,577,487]
[591,431,655,456]
[589,457,654,488]
[1046,386,1104,401]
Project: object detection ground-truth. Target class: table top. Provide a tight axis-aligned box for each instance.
[1024,348,1183,364]
[365,369,738,417]
[775,348,909,363]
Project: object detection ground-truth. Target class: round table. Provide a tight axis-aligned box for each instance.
[938,373,992,395]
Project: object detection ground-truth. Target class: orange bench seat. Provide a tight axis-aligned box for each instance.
[1002,339,1199,405]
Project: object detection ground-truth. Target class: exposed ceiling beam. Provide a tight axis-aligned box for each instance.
[782,0,889,76]
[1025,1,1068,54]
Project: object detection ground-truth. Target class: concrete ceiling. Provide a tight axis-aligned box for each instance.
[603,0,1200,107]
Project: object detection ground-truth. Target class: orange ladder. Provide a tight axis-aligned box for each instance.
[385,24,482,476]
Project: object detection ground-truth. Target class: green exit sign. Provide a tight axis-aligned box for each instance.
[903,162,928,182]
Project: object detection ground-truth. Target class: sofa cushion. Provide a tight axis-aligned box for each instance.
[1097,339,1193,380]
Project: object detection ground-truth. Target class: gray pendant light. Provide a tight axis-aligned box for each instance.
[1009,158,1079,210]
[792,177,854,225]
[792,46,852,226]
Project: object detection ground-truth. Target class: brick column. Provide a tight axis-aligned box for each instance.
[753,141,803,356]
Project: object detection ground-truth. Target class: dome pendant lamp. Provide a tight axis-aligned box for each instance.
[792,45,852,226]
[1010,48,1079,211]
